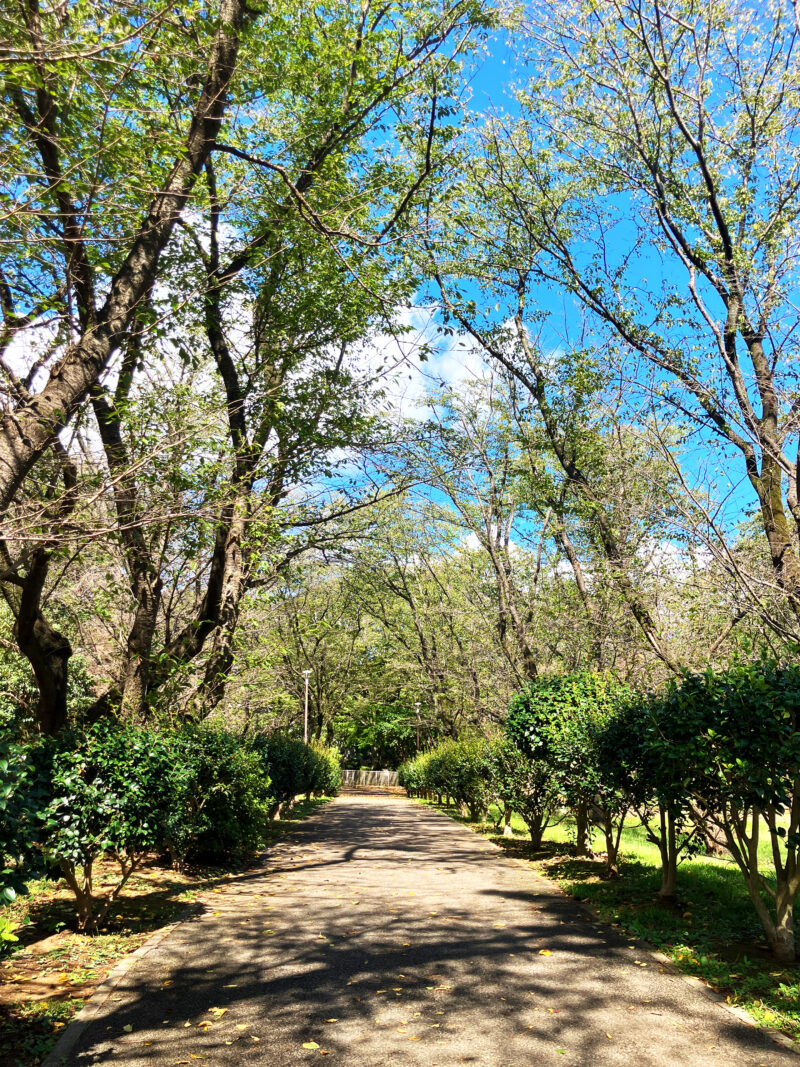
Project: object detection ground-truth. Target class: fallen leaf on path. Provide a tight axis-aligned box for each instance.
[208,1007,227,1018]
[303,1041,320,1049]
[123,1024,133,1033]
[163,980,173,987]
[538,949,552,956]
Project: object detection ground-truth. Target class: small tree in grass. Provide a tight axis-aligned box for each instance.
[654,663,800,963]
[426,739,490,821]
[38,722,176,931]
[598,694,699,902]
[487,738,558,847]
[506,673,630,875]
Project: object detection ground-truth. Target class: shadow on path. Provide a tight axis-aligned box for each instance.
[57,796,794,1066]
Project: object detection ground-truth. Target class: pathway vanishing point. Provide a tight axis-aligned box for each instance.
[48,794,796,1066]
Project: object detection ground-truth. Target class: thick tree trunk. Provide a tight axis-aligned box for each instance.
[10,548,72,736]
[0,0,247,511]
[754,454,800,620]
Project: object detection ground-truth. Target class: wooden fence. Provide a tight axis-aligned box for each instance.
[341,769,399,788]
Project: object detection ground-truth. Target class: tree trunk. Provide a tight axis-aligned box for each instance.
[119,574,163,720]
[503,804,513,837]
[574,801,591,857]
[9,548,72,736]
[601,808,623,878]
[657,808,679,902]
[754,453,800,620]
[772,884,797,963]
[0,0,248,511]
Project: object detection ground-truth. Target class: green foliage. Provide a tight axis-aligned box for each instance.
[656,663,800,817]
[30,721,176,928]
[400,738,491,820]
[0,733,51,950]
[254,734,341,811]
[650,662,800,959]
[308,743,342,797]
[335,704,421,769]
[486,737,558,846]
[165,726,272,863]
[0,721,277,930]
[506,672,630,811]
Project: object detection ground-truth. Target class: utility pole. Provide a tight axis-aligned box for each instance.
[302,669,312,743]
[414,701,421,752]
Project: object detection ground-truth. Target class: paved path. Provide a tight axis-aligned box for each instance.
[58,795,794,1066]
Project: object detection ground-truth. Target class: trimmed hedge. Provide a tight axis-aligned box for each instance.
[254,735,341,816]
[0,722,342,934]
[399,739,491,821]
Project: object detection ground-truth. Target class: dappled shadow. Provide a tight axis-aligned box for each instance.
[59,796,794,1066]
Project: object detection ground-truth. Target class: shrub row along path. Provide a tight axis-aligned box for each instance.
[55,794,793,1066]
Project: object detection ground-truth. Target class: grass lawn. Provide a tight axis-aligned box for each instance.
[0,797,330,1067]
[419,798,800,1044]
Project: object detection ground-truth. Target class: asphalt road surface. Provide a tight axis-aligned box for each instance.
[55,794,796,1066]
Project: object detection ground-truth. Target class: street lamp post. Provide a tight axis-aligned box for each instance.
[414,701,421,752]
[302,669,312,743]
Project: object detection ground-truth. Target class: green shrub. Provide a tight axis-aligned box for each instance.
[398,751,433,796]
[255,735,341,816]
[507,672,631,872]
[400,739,490,821]
[597,691,699,900]
[165,725,271,864]
[650,662,800,962]
[308,743,342,796]
[37,721,176,930]
[0,733,50,949]
[487,738,558,847]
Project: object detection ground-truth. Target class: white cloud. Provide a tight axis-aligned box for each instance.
[358,305,489,422]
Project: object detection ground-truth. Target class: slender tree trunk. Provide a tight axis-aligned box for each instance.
[657,808,679,902]
[503,804,513,837]
[574,801,591,857]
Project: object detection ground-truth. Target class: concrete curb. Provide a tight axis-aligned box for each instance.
[419,799,800,1058]
[41,920,180,1067]
[39,802,332,1066]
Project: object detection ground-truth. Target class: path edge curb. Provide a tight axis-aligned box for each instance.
[39,800,333,1066]
[414,796,800,1058]
[41,920,180,1067]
